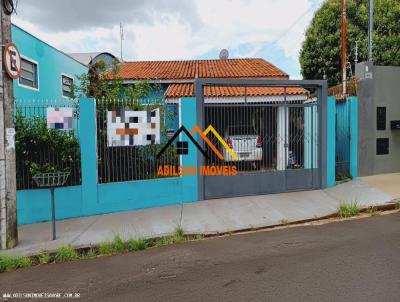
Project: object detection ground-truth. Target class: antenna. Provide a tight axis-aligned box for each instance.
[120,22,124,62]
[219,49,229,60]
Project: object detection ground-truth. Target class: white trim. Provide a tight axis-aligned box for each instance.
[165,95,308,104]
[204,95,308,104]
[60,72,74,99]
[165,98,180,104]
[18,55,40,92]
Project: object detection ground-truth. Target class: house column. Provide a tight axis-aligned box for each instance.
[277,106,288,170]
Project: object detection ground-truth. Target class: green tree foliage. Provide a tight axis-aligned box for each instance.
[300,0,400,86]
[73,59,153,101]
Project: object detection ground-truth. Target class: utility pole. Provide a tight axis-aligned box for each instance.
[368,0,374,61]
[341,0,347,96]
[0,0,18,249]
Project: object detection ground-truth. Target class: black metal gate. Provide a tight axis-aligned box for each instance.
[194,79,327,200]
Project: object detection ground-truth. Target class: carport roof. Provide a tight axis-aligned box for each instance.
[165,83,307,98]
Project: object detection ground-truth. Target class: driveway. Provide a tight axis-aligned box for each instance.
[1,212,399,302]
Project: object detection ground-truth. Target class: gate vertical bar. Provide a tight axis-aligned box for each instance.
[195,80,205,200]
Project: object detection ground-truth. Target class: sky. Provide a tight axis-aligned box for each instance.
[12,0,325,79]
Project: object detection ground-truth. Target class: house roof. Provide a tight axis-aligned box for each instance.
[165,83,307,98]
[117,58,288,81]
[11,24,88,68]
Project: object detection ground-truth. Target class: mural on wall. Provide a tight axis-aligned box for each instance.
[47,107,73,130]
[107,108,160,146]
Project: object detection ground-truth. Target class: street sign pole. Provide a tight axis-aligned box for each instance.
[0,0,18,249]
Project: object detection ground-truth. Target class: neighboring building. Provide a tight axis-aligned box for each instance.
[356,62,400,176]
[68,52,117,67]
[12,24,88,100]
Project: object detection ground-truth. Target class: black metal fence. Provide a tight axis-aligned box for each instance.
[204,102,307,173]
[96,99,179,183]
[14,100,81,190]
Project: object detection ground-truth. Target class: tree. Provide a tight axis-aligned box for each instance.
[300,0,400,86]
[73,59,154,101]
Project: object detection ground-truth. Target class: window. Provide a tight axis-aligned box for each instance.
[19,58,38,89]
[62,75,74,98]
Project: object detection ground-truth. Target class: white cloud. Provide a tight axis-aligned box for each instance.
[12,0,324,67]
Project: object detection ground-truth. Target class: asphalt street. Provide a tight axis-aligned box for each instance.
[1,213,399,302]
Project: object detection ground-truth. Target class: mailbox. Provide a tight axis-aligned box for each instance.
[391,120,400,130]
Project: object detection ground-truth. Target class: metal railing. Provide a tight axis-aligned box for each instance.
[204,102,309,172]
[96,99,179,183]
[202,84,313,174]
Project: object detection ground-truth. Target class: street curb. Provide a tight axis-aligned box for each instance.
[5,200,399,259]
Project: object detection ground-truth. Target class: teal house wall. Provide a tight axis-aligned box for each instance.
[16,98,199,225]
[11,24,87,101]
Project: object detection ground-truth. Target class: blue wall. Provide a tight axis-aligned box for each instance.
[17,98,199,225]
[326,96,336,187]
[304,104,318,169]
[16,95,346,225]
[348,97,358,178]
[12,24,87,101]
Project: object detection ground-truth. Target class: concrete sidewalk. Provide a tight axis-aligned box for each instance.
[1,176,398,257]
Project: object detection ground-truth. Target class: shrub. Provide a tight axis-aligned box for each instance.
[111,234,126,253]
[174,226,184,238]
[338,202,360,218]
[281,218,289,225]
[18,257,33,268]
[39,252,51,264]
[125,239,146,252]
[368,207,382,217]
[155,236,175,247]
[0,255,17,272]
[98,242,115,255]
[85,248,98,259]
[54,245,79,262]
[0,255,33,272]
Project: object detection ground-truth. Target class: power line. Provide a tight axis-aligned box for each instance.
[268,3,317,48]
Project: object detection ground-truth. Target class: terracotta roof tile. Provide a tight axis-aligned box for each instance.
[165,83,307,98]
[117,58,288,80]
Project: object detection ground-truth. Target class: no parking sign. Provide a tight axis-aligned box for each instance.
[3,42,21,79]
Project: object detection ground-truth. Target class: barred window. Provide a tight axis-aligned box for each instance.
[62,75,73,98]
